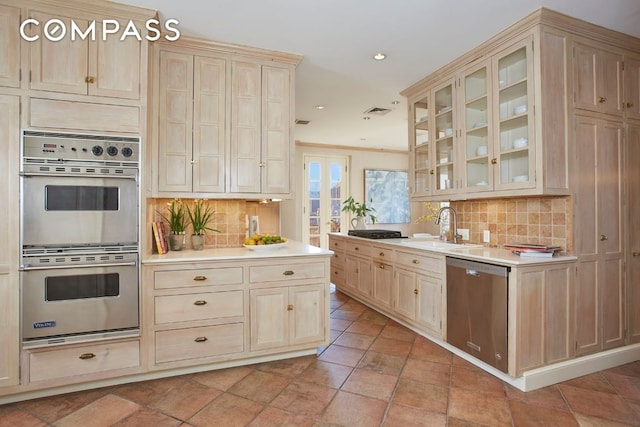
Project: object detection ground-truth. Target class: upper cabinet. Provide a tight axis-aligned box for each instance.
[0,5,21,88]
[573,42,623,117]
[151,39,300,199]
[624,55,640,121]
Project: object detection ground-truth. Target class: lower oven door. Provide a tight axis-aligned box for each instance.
[21,174,138,247]
[21,261,139,342]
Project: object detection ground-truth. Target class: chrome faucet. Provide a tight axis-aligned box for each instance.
[435,206,462,244]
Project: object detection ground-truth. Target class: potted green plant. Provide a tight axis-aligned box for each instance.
[342,196,377,230]
[186,199,220,250]
[159,199,189,251]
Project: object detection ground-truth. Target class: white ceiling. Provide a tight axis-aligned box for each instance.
[121,0,640,151]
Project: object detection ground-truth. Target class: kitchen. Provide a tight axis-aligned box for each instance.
[1,0,640,425]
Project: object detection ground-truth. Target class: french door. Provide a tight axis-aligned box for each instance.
[303,155,348,248]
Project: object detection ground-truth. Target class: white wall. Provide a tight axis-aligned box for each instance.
[281,142,440,243]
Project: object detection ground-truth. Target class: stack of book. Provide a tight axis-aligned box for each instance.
[503,243,562,258]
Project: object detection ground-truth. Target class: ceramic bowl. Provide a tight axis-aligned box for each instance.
[476,145,488,156]
[443,128,453,136]
[513,138,528,149]
[513,105,528,115]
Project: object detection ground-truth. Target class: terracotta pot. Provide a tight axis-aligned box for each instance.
[191,234,205,250]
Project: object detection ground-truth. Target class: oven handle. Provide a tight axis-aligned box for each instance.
[20,172,137,180]
[21,261,138,271]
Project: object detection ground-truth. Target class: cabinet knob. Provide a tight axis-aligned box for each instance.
[190,159,198,165]
[259,162,265,167]
[283,270,294,276]
[379,252,384,257]
[413,289,419,295]
[79,353,96,360]
[193,300,207,306]
[194,337,208,343]
[85,76,95,84]
[598,96,607,103]
[599,234,608,241]
[354,247,360,251]
[632,251,639,257]
[491,158,497,165]
[626,102,634,108]
[412,259,420,264]
[430,169,435,175]
[193,275,207,281]
[287,304,294,311]
[379,264,385,269]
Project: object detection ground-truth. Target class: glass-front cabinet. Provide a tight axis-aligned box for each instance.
[410,92,431,197]
[433,80,456,195]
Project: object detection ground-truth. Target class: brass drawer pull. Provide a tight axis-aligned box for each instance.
[287,304,294,311]
[633,251,640,257]
[598,96,607,103]
[354,247,360,251]
[193,275,207,281]
[379,264,385,269]
[600,234,608,241]
[412,259,421,264]
[85,76,95,84]
[379,252,384,257]
[79,353,96,360]
[413,289,419,295]
[283,270,294,276]
[194,337,208,343]
[193,300,207,306]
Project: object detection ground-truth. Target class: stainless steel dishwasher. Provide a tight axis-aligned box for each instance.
[446,257,510,373]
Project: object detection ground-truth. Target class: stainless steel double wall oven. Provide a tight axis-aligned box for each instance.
[20,131,141,347]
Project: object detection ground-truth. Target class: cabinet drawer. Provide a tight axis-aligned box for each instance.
[331,250,346,268]
[155,267,243,289]
[345,241,372,257]
[395,251,443,275]
[155,323,244,364]
[249,262,325,283]
[29,340,140,383]
[155,290,244,324]
[329,237,346,251]
[331,265,345,286]
[372,246,395,262]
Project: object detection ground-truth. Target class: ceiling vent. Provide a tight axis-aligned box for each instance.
[363,106,392,115]
[295,119,311,125]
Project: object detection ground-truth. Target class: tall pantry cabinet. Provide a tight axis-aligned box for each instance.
[150,38,301,199]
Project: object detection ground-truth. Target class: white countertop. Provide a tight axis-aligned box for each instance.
[143,240,333,264]
[331,233,577,267]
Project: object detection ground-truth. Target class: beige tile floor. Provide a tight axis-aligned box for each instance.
[1,286,639,426]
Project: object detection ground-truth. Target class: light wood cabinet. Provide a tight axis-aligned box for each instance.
[157,50,226,193]
[404,13,582,201]
[344,241,373,298]
[627,122,640,343]
[574,116,625,355]
[0,5,20,88]
[372,247,394,309]
[0,94,19,388]
[230,63,292,194]
[26,11,142,100]
[573,42,623,116]
[510,263,574,376]
[624,56,640,121]
[250,284,325,351]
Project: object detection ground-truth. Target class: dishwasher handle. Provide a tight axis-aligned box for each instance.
[466,269,481,277]
[446,256,510,277]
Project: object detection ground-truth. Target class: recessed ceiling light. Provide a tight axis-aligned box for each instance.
[391,100,400,105]
[373,53,386,61]
[315,105,325,110]
[360,138,367,141]
[363,116,371,120]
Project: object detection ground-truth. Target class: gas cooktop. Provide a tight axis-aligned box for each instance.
[347,229,404,239]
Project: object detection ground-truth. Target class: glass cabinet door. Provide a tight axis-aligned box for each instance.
[433,80,455,193]
[493,40,534,188]
[411,92,431,197]
[461,62,491,191]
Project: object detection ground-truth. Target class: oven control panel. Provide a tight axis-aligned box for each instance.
[22,132,140,163]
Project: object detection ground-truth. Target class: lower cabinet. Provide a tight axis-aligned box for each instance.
[372,261,393,309]
[155,323,244,364]
[250,284,325,351]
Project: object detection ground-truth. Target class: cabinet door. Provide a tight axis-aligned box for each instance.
[432,79,457,194]
[0,5,20,88]
[409,91,432,197]
[393,268,416,321]
[356,258,373,298]
[624,56,640,121]
[230,61,261,193]
[372,262,393,309]
[290,284,325,346]
[0,95,19,388]
[193,56,226,193]
[628,123,640,343]
[262,66,291,194]
[28,11,89,95]
[574,116,625,355]
[461,60,493,192]
[492,39,535,190]
[250,287,289,351]
[344,256,359,293]
[415,273,442,337]
[574,43,623,116]
[158,51,193,192]
[88,20,141,99]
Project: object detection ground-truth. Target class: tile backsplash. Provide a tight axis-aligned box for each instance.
[450,196,573,253]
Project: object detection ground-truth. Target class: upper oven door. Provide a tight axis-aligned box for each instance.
[22,174,138,247]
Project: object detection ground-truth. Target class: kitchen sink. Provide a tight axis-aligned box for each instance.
[403,240,484,250]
